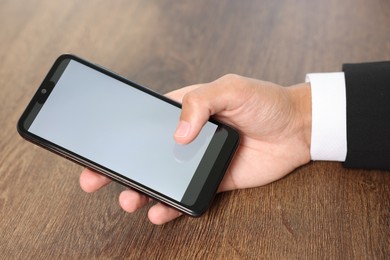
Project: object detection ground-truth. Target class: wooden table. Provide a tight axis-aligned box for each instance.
[1,0,389,258]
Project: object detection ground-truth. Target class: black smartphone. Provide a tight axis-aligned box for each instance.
[17,54,239,216]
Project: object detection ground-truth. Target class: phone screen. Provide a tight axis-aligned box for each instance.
[19,55,239,215]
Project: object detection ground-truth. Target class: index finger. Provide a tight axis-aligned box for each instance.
[79,168,112,193]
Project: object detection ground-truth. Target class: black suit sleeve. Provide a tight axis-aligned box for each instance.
[343,61,390,170]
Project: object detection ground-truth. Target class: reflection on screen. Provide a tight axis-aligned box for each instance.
[29,60,217,201]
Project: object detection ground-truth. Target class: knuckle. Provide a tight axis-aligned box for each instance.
[182,91,203,108]
[219,73,243,84]
[217,74,247,93]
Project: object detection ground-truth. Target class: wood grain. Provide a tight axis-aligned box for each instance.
[0,0,389,258]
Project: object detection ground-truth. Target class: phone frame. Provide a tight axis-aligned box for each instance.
[17,54,239,216]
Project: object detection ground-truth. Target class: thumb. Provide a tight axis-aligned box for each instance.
[173,91,212,144]
[174,77,237,144]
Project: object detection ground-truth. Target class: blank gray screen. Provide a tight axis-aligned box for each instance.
[29,60,218,201]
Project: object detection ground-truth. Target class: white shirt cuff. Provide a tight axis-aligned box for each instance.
[306,72,347,161]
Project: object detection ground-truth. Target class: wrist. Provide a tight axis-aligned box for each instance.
[287,82,312,162]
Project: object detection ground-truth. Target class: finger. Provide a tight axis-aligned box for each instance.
[79,168,111,193]
[174,76,242,144]
[119,189,151,213]
[120,190,183,224]
[147,203,183,225]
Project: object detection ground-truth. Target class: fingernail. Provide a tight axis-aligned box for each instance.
[175,120,191,138]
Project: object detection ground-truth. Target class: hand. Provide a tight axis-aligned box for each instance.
[79,74,312,224]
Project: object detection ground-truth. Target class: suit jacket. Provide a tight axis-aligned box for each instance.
[343,61,390,170]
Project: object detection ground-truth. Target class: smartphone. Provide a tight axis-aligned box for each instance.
[17,54,239,216]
